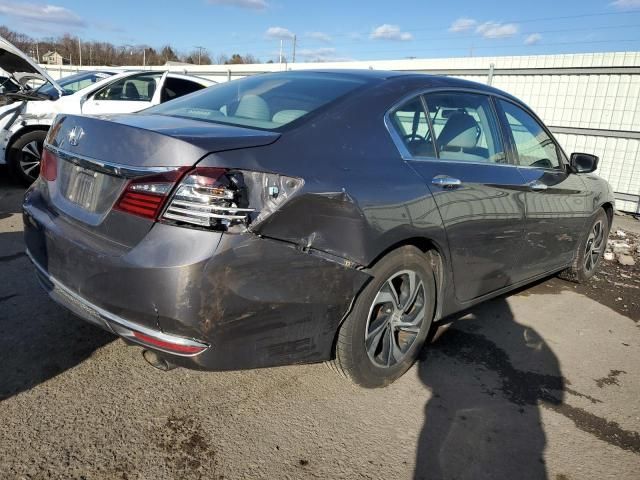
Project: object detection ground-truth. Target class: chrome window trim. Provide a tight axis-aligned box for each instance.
[45,143,176,178]
[384,87,518,169]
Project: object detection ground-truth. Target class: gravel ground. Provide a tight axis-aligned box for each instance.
[0,177,638,480]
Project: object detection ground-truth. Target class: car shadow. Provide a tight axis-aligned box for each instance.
[0,175,115,401]
[414,296,564,480]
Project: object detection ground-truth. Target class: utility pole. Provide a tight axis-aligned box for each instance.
[279,39,283,64]
[143,48,146,67]
[35,43,39,63]
[292,35,296,63]
[78,37,82,67]
[89,43,92,66]
[194,46,206,65]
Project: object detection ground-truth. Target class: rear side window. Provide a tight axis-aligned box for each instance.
[389,97,436,158]
[426,92,505,164]
[161,77,205,103]
[147,72,366,130]
[499,100,561,169]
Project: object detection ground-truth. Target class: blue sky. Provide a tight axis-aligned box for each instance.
[1,0,640,61]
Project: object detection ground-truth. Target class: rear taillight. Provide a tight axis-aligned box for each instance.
[114,168,189,220]
[161,167,304,231]
[114,166,303,230]
[40,148,58,181]
[162,167,251,228]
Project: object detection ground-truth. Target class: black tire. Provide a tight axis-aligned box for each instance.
[559,208,610,283]
[8,130,47,186]
[331,246,436,388]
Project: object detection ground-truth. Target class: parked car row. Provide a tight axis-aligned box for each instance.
[1,36,614,387]
[0,37,213,184]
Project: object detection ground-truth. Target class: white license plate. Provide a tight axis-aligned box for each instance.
[67,167,97,210]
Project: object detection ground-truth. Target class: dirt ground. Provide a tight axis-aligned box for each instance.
[529,223,640,322]
[0,176,638,480]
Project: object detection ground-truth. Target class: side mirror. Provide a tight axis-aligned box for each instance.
[570,152,599,173]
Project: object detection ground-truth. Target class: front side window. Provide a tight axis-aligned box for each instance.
[426,92,505,164]
[499,100,561,169]
[94,73,162,102]
[148,72,366,130]
[389,97,435,158]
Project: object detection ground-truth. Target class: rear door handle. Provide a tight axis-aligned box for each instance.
[432,175,462,189]
[528,180,548,192]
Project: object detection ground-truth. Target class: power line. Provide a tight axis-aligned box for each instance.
[241,38,640,60]
[189,9,640,50]
[288,23,640,54]
[325,39,640,58]
[220,21,640,61]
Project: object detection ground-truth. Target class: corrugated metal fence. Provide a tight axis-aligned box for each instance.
[44,52,640,213]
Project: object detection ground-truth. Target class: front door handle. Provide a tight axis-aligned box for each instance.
[528,180,548,192]
[432,175,462,189]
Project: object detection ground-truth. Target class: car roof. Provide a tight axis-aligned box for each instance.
[275,69,406,81]
[275,69,521,103]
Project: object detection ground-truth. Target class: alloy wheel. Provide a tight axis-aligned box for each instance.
[584,220,605,272]
[364,269,427,368]
[20,140,42,182]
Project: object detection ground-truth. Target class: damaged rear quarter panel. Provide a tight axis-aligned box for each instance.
[162,233,372,370]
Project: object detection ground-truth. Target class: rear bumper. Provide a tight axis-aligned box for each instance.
[23,188,372,371]
[28,250,210,356]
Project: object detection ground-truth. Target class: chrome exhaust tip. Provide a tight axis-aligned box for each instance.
[142,349,177,371]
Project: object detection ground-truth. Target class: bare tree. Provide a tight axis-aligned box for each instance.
[0,25,260,67]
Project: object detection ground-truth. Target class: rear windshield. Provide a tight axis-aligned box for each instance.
[147,72,366,130]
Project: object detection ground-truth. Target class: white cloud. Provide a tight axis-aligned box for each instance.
[524,33,542,45]
[207,0,268,10]
[297,47,336,61]
[449,17,477,33]
[610,0,640,9]
[265,26,295,40]
[476,21,519,39]
[307,31,332,43]
[370,24,413,41]
[0,0,86,27]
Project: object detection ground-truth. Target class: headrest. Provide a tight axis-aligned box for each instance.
[124,81,140,99]
[438,113,479,149]
[235,94,270,121]
[272,109,307,124]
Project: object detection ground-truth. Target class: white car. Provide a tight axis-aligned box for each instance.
[0,37,214,183]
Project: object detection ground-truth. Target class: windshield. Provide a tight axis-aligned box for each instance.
[36,71,115,97]
[147,72,366,130]
[0,76,19,94]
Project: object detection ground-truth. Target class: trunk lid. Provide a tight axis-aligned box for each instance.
[48,113,280,166]
[44,113,280,238]
[0,35,62,96]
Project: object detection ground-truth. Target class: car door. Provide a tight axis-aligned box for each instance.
[81,72,163,115]
[496,99,590,277]
[388,91,529,303]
